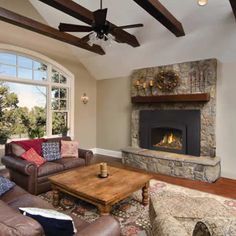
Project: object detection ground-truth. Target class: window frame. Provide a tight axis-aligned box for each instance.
[0,44,75,139]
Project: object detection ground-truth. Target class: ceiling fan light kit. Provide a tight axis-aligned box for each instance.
[88,32,115,48]
[198,0,208,6]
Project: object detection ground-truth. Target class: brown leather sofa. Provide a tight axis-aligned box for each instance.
[0,184,121,236]
[2,137,93,195]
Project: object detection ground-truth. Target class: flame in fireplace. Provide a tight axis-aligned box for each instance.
[154,132,182,150]
[168,133,174,144]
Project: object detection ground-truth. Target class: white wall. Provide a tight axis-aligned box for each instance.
[97,77,131,151]
[216,62,236,179]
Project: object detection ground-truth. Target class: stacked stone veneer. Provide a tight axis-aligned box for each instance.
[131,59,217,156]
[122,58,221,182]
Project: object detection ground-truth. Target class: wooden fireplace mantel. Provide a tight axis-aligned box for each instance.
[131,93,210,103]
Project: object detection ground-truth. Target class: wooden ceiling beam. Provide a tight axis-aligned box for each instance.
[38,0,140,47]
[133,0,185,37]
[0,6,105,55]
[39,0,93,25]
[229,0,236,19]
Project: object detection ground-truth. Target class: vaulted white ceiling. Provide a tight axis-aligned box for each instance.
[30,0,236,80]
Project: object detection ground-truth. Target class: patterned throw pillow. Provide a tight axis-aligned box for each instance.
[21,148,46,167]
[19,207,77,235]
[61,140,79,158]
[42,142,61,161]
[0,176,15,196]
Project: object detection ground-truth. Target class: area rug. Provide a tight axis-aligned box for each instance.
[39,180,236,236]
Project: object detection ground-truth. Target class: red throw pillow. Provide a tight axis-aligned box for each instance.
[21,148,46,167]
[12,138,46,155]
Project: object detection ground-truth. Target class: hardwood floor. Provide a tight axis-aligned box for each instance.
[93,154,236,199]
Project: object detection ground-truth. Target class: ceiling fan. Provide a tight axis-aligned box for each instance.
[58,0,143,46]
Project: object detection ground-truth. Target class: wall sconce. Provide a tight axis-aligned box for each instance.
[198,0,208,6]
[81,93,89,104]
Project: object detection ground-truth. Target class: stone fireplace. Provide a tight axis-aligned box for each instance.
[122,59,221,182]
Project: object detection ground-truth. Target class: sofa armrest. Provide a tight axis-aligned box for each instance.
[75,216,120,236]
[78,149,94,165]
[2,155,37,176]
[0,200,44,236]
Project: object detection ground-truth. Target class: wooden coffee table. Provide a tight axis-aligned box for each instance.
[49,164,153,215]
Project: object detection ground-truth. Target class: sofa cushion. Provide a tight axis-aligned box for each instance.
[54,157,85,170]
[0,176,15,196]
[37,162,64,177]
[12,138,46,155]
[11,143,25,156]
[61,140,79,158]
[19,207,77,236]
[42,142,61,161]
[21,148,46,167]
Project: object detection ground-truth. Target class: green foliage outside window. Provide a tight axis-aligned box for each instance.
[20,106,46,139]
[0,83,18,143]
[0,83,68,142]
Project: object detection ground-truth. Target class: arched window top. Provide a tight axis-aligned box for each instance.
[0,45,74,87]
[0,43,73,79]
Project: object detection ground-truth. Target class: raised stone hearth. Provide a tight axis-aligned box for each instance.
[122,147,221,183]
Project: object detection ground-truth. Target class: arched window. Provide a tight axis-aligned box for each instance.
[0,45,74,140]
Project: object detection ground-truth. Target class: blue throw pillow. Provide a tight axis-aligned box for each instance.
[19,208,77,236]
[0,176,15,196]
[41,142,61,161]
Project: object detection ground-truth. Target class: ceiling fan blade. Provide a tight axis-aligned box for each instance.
[59,23,92,32]
[93,8,107,26]
[81,33,92,43]
[115,24,144,30]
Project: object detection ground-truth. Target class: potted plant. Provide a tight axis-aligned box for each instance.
[27,127,45,139]
[61,125,70,137]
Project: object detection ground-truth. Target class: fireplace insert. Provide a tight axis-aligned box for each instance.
[140,110,200,156]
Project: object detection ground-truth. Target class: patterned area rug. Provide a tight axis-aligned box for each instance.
[39,180,236,236]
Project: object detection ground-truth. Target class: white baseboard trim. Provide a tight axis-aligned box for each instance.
[90,148,122,158]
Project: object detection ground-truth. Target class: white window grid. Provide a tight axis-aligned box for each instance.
[0,51,72,138]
